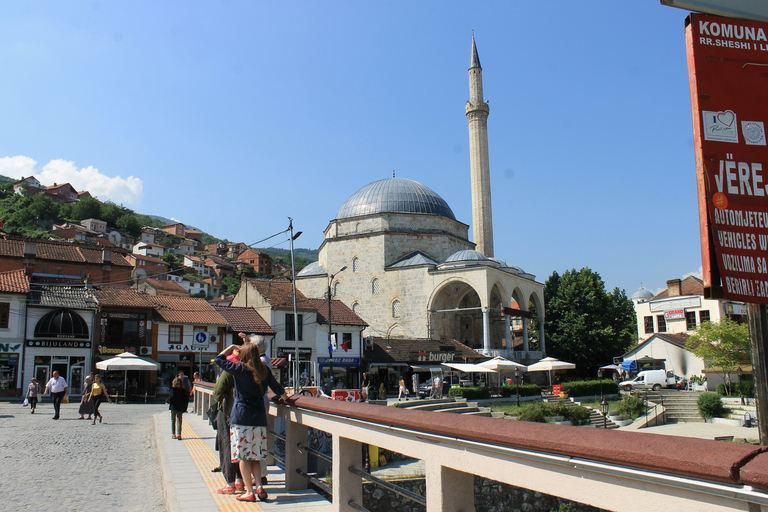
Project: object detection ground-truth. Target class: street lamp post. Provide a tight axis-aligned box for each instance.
[601,398,608,429]
[515,367,520,407]
[327,266,347,388]
[288,218,302,391]
[738,366,744,405]
[599,369,604,402]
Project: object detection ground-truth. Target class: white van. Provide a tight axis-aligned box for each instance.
[619,370,675,391]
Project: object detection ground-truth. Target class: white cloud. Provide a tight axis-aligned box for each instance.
[0,155,38,178]
[0,156,143,207]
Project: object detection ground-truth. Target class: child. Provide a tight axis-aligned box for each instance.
[169,376,188,439]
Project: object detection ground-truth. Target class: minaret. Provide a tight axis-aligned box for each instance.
[465,32,494,257]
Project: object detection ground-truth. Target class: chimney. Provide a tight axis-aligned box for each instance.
[23,240,37,259]
[667,279,682,297]
[102,249,112,264]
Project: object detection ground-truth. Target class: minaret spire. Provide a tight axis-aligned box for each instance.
[465,32,494,257]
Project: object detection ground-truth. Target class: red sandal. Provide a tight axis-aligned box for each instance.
[236,493,256,502]
[256,486,268,501]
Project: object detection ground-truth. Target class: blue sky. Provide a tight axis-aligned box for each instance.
[0,1,700,296]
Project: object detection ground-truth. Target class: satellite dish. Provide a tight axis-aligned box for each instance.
[109,231,122,245]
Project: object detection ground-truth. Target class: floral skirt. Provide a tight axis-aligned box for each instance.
[230,424,267,462]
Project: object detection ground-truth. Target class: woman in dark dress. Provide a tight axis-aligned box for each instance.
[215,343,291,502]
[169,377,188,439]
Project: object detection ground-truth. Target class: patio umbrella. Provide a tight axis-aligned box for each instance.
[527,357,576,385]
[478,356,527,387]
[96,352,160,400]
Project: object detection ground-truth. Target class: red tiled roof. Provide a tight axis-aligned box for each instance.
[245,278,315,309]
[0,238,132,267]
[126,253,167,265]
[146,295,227,325]
[0,269,29,293]
[653,275,705,300]
[365,337,485,365]
[92,286,154,307]
[144,278,187,295]
[212,305,274,335]
[308,298,368,327]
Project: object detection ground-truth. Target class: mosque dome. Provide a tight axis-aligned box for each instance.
[445,249,491,263]
[335,178,456,220]
[632,285,655,302]
[297,261,327,277]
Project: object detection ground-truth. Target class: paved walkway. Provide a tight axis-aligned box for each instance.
[2,397,763,511]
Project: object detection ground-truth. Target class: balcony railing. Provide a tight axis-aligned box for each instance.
[194,383,768,512]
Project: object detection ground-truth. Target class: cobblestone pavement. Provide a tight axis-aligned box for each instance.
[0,400,168,512]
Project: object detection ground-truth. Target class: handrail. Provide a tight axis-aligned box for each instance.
[195,386,768,511]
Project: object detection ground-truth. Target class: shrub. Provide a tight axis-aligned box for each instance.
[562,379,618,397]
[617,395,647,420]
[698,392,725,419]
[500,383,540,397]
[448,386,490,400]
[378,383,387,400]
[564,405,592,426]
[518,403,547,423]
[717,381,755,398]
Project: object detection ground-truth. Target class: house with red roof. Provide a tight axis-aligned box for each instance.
[0,269,29,396]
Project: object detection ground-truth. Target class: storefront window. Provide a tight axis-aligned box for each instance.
[0,353,19,391]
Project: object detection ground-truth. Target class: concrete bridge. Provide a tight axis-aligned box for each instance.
[191,383,768,512]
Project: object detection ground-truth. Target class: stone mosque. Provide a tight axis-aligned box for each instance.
[296,35,545,358]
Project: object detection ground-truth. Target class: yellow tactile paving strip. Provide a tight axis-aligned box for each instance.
[180,418,265,511]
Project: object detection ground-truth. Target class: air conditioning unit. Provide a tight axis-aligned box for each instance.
[209,334,218,343]
[139,347,153,356]
[364,337,374,350]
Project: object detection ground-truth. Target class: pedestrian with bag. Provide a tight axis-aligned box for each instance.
[26,377,41,414]
[78,376,94,420]
[43,371,68,420]
[169,376,188,439]
[89,374,111,425]
[212,362,244,495]
[214,342,292,502]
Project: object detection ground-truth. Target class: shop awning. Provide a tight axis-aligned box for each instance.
[271,358,287,367]
[410,365,443,372]
[442,363,496,373]
[620,360,638,372]
[368,362,410,367]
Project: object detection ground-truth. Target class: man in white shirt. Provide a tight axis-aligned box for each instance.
[44,371,68,420]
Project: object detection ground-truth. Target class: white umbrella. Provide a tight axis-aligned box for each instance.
[527,357,576,385]
[478,356,527,387]
[96,352,160,400]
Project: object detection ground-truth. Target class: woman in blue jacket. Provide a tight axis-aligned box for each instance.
[215,343,291,502]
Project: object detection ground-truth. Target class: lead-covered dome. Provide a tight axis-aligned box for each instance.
[335,178,455,220]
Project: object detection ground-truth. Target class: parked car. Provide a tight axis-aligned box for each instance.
[417,374,467,398]
[619,369,676,392]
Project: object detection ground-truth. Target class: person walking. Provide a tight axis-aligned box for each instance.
[398,378,409,401]
[361,373,370,402]
[169,376,188,439]
[89,374,111,424]
[78,376,94,420]
[26,377,41,414]
[43,371,68,420]
[212,364,244,495]
[215,343,292,503]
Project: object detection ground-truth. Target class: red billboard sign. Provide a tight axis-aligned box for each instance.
[687,13,768,303]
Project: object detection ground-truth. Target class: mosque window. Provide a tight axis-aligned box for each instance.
[356,223,361,233]
[352,257,360,273]
[333,282,341,297]
[372,278,382,295]
[353,303,361,316]
[392,300,401,318]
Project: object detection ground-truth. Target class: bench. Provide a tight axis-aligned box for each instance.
[714,436,734,442]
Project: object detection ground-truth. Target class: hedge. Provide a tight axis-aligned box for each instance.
[448,386,491,400]
[500,383,541,397]
[716,381,755,398]
[561,379,618,397]
[698,392,725,419]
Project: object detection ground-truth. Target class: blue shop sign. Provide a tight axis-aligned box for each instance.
[317,357,360,368]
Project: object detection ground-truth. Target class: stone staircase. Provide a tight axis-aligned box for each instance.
[644,390,704,423]
[395,398,503,417]
[544,397,619,429]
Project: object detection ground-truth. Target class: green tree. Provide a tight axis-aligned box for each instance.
[533,268,636,372]
[73,196,101,221]
[116,213,142,238]
[100,201,125,225]
[28,194,59,222]
[220,265,257,296]
[686,319,750,395]
[163,253,183,276]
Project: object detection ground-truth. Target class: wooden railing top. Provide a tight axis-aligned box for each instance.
[282,394,768,489]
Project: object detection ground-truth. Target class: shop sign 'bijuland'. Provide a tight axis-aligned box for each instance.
[687,13,768,303]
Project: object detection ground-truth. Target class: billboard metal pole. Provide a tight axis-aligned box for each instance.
[748,304,768,444]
